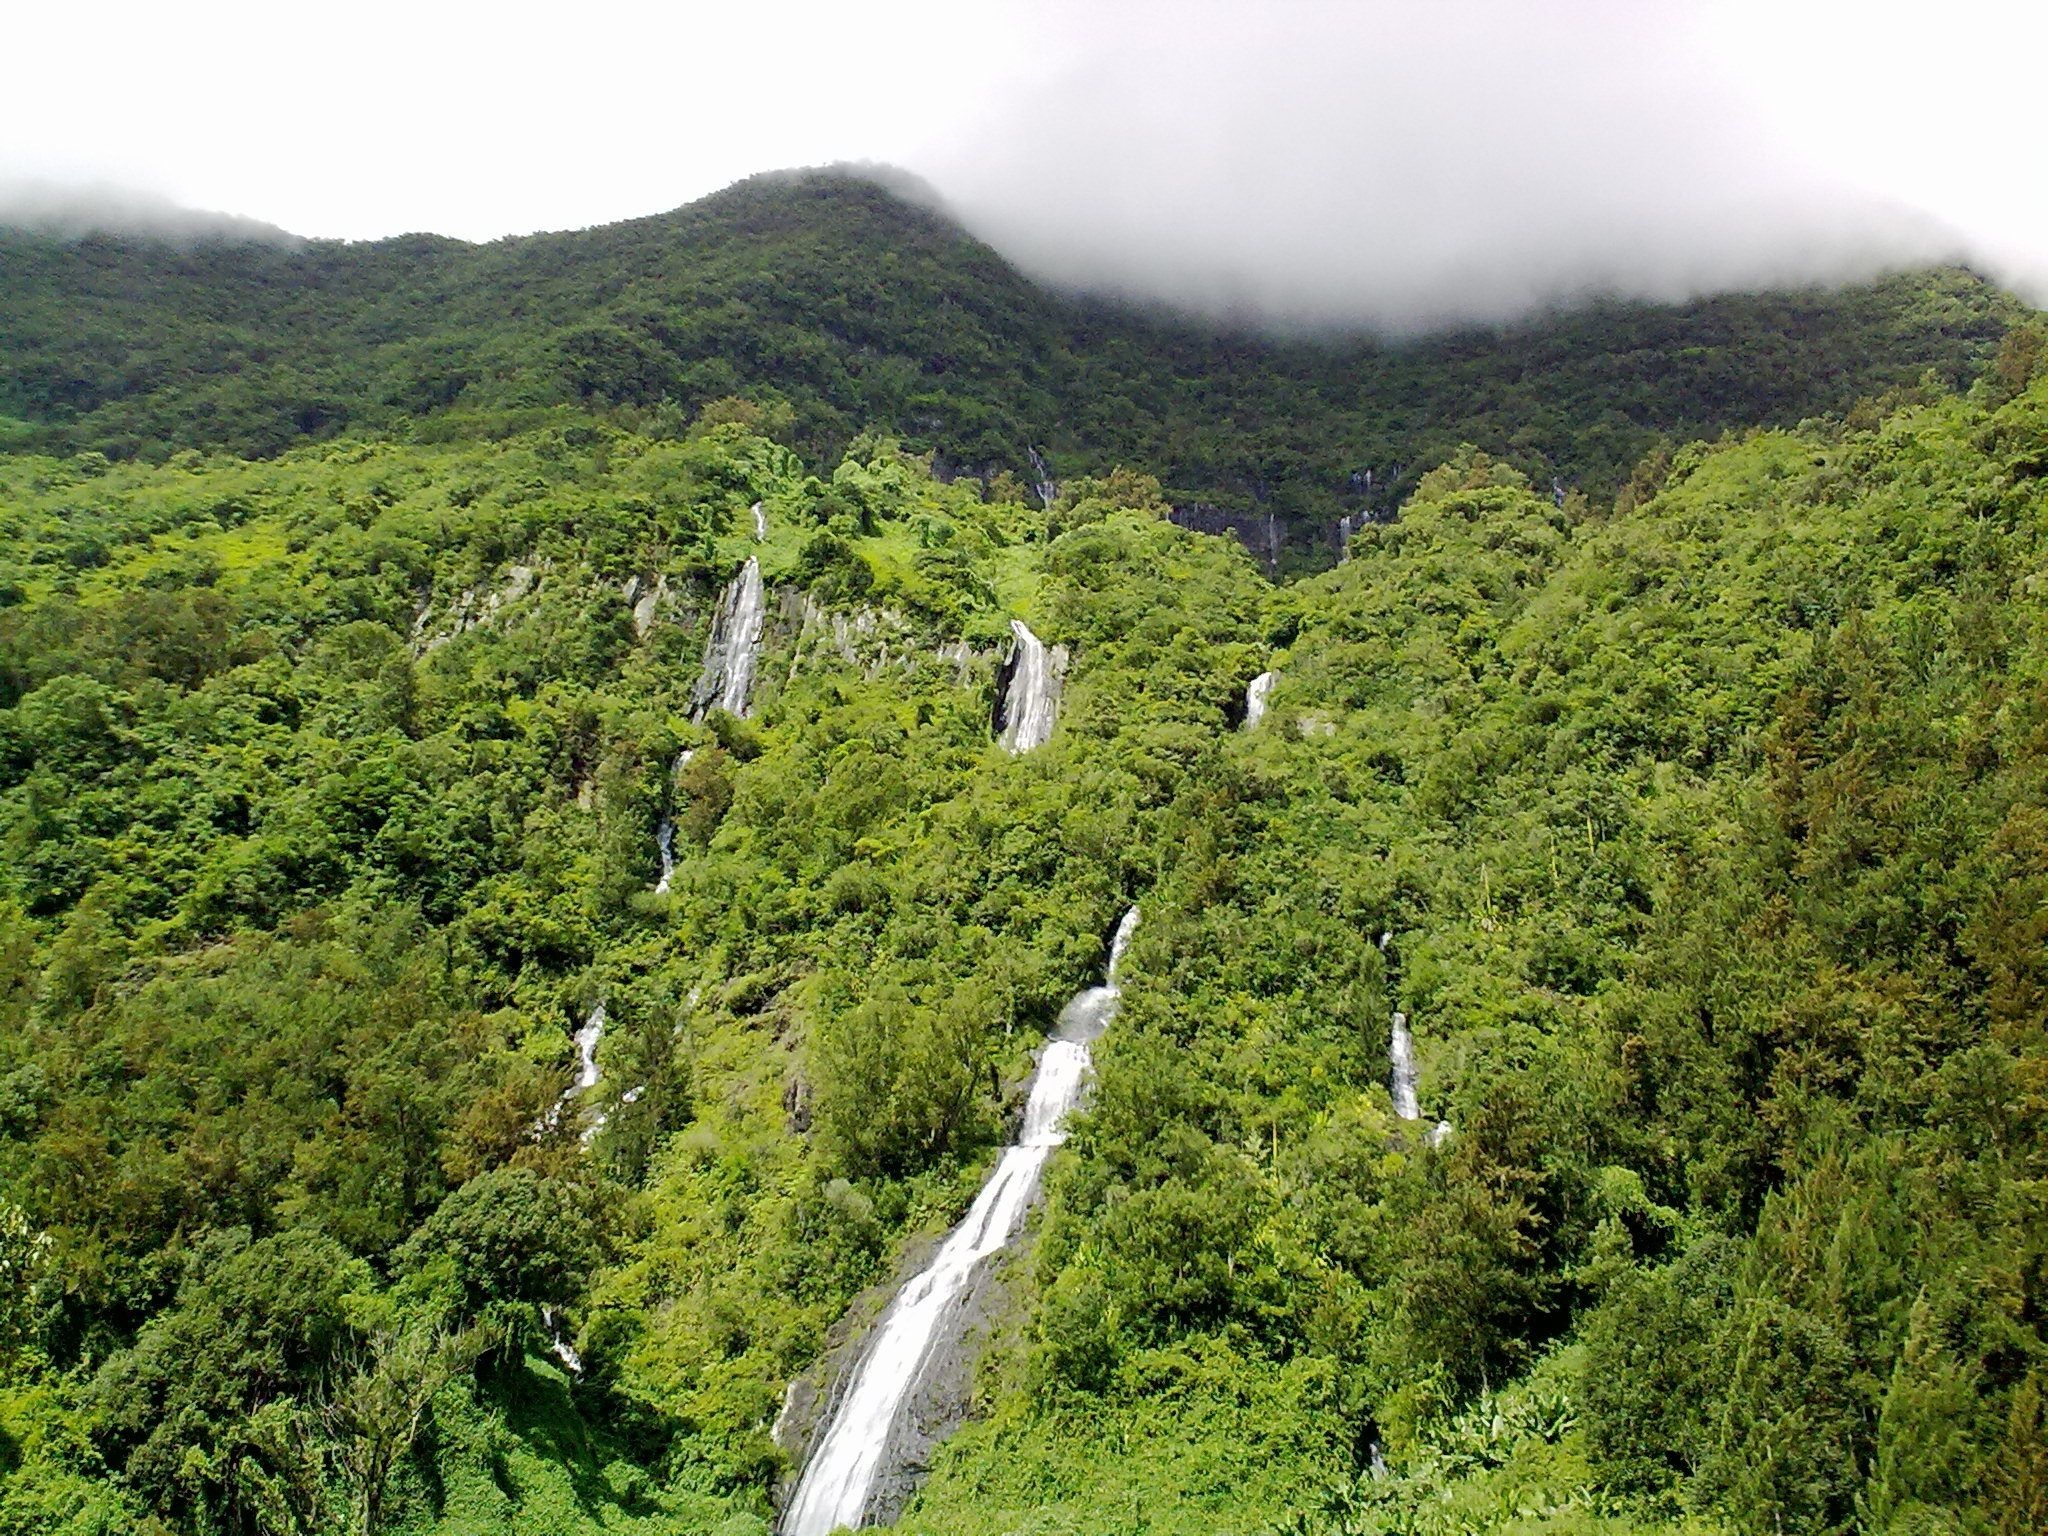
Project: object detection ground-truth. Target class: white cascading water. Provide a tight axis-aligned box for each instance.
[1388,1010,1421,1121]
[1388,1009,1453,1145]
[653,748,695,895]
[653,818,675,896]
[1026,447,1058,511]
[692,557,766,720]
[753,500,768,541]
[998,620,1059,754]
[1244,671,1276,729]
[543,1304,583,1375]
[570,1004,613,1148]
[782,907,1140,1536]
[537,1003,606,1139]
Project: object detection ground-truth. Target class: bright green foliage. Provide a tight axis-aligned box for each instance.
[0,338,2045,1536]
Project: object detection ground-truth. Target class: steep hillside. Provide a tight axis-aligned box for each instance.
[1,170,2025,552]
[3,325,2047,1534]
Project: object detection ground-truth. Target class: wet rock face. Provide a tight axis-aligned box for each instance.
[992,620,1067,754]
[691,556,766,720]
[778,911,1136,1536]
[771,1229,1022,1532]
[861,1244,1018,1526]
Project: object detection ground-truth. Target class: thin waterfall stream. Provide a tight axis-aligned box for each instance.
[653,748,695,896]
[1388,1008,1452,1146]
[1388,1011,1422,1121]
[781,907,1140,1536]
[535,1003,607,1144]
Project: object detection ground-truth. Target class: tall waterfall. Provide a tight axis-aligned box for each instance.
[782,908,1140,1536]
[692,557,766,720]
[1244,671,1276,729]
[752,500,768,540]
[997,620,1061,754]
[1388,1011,1421,1121]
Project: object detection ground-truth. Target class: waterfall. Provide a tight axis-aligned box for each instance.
[1388,1009,1452,1144]
[543,1304,583,1375]
[1244,671,1276,729]
[1026,447,1058,511]
[537,1003,606,1140]
[570,1004,604,1098]
[653,748,694,895]
[692,557,766,720]
[781,907,1140,1536]
[1388,1011,1421,1121]
[653,818,675,896]
[996,620,1061,754]
[753,500,768,541]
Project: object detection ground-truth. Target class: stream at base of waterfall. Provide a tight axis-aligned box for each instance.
[779,907,1140,1536]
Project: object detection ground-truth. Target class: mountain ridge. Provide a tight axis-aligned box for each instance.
[1,167,2028,562]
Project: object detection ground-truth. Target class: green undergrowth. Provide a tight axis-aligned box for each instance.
[3,339,2047,1534]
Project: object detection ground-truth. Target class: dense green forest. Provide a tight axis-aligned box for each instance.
[3,174,2047,1535]
[0,170,2025,548]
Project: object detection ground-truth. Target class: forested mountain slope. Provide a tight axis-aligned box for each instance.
[1,170,2024,545]
[2,317,2046,1535]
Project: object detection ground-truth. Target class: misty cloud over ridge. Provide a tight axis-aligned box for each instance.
[0,180,300,248]
[907,1,2012,333]
[2,2,2041,333]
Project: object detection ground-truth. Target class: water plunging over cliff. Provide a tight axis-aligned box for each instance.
[1244,671,1276,729]
[536,1003,607,1142]
[1388,1010,1421,1121]
[653,749,694,895]
[1026,447,1058,511]
[996,620,1063,754]
[653,819,675,896]
[752,501,768,541]
[781,908,1140,1536]
[692,557,766,720]
[1388,1009,1451,1144]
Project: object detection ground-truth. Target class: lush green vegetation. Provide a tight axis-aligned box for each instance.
[2,181,2045,1535]
[896,341,2048,1536]
[0,171,2024,551]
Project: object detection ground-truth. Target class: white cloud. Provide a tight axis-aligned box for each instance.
[2,0,2041,328]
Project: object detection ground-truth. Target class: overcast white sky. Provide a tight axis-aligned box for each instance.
[5,0,2044,329]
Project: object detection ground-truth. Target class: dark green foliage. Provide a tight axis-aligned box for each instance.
[0,317,2045,1536]
[397,1168,602,1311]
[91,1227,366,1530]
[0,172,2023,548]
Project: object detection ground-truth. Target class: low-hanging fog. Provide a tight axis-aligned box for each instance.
[0,180,298,248]
[2,0,2042,334]
[910,1,2026,332]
